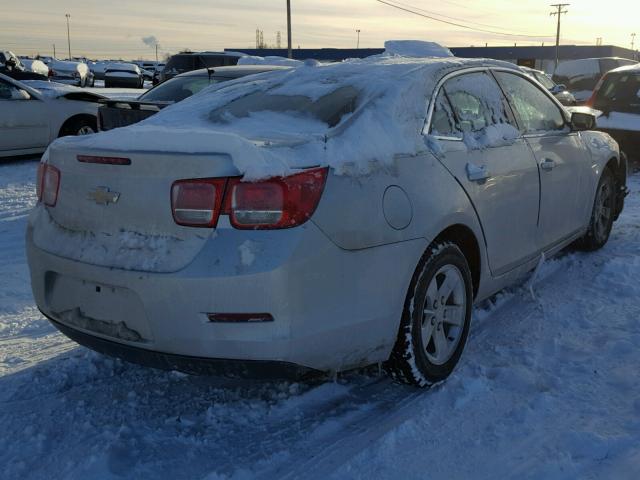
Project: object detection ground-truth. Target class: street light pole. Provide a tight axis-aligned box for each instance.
[286,0,292,59]
[65,13,71,60]
[356,29,361,49]
[632,33,637,50]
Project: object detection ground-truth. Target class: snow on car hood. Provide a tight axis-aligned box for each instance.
[52,53,517,179]
[21,80,105,101]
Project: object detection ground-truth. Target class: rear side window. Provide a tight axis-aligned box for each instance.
[595,73,640,112]
[494,71,565,133]
[429,71,516,137]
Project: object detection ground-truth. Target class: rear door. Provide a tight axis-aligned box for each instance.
[428,71,541,276]
[0,78,49,152]
[494,70,590,249]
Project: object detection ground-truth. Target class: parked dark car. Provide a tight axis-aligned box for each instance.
[104,63,145,88]
[553,57,638,104]
[156,51,244,84]
[98,65,290,131]
[520,66,576,106]
[587,64,640,164]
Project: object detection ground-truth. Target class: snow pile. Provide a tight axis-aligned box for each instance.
[237,55,303,67]
[383,40,453,58]
[54,54,517,180]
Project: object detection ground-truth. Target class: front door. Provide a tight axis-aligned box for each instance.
[494,70,589,249]
[0,78,49,153]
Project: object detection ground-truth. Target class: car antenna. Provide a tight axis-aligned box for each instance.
[207,67,215,83]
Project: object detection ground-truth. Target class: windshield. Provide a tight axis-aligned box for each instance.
[141,76,215,102]
[209,85,359,129]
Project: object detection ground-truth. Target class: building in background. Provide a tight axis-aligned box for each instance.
[227,45,639,73]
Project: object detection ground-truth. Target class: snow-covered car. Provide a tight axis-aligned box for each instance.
[40,57,94,87]
[98,65,291,131]
[553,57,638,104]
[587,63,640,164]
[26,44,627,386]
[104,63,144,88]
[519,66,576,106]
[1,51,48,81]
[19,58,50,78]
[0,74,102,157]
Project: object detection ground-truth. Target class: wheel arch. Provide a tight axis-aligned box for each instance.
[58,114,97,138]
[430,224,481,299]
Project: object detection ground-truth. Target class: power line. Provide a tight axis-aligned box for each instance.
[375,0,553,39]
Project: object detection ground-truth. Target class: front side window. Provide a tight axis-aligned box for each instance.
[494,71,566,133]
[0,79,27,100]
[141,76,214,102]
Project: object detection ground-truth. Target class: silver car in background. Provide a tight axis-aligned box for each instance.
[27,55,626,386]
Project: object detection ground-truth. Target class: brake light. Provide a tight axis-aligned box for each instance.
[223,167,328,229]
[77,155,131,165]
[37,164,60,207]
[171,178,226,227]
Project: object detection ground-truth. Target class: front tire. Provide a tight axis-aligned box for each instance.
[576,168,615,251]
[60,117,97,137]
[385,242,473,387]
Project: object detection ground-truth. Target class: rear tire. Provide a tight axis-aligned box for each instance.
[60,117,97,137]
[385,242,473,387]
[575,168,615,251]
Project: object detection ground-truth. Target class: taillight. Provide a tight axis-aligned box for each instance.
[171,178,226,227]
[48,69,54,77]
[37,164,61,207]
[223,167,328,229]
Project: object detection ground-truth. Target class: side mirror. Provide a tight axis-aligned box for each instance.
[571,111,596,131]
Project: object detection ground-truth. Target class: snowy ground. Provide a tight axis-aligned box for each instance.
[1,156,639,479]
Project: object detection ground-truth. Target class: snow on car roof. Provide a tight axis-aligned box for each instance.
[52,50,517,180]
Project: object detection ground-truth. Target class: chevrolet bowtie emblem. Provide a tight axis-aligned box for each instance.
[88,186,120,205]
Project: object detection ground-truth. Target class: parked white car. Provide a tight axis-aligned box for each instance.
[39,57,94,87]
[0,74,103,157]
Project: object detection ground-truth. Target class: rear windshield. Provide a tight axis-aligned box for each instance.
[209,85,359,128]
[595,72,640,112]
[141,75,215,102]
[165,55,195,72]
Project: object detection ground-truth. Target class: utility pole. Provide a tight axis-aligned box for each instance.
[155,44,158,62]
[65,13,71,60]
[550,4,569,72]
[53,44,56,58]
[632,33,637,50]
[356,29,361,49]
[286,0,292,59]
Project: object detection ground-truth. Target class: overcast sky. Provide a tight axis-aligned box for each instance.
[3,0,638,60]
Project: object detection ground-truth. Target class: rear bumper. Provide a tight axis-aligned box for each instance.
[46,314,316,379]
[27,218,424,372]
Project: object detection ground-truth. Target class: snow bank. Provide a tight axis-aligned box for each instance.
[383,40,453,58]
[54,54,517,180]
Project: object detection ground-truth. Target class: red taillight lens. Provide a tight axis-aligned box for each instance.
[36,163,45,201]
[37,164,60,207]
[223,167,328,229]
[171,178,226,227]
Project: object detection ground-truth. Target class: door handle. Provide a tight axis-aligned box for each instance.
[540,158,555,171]
[466,163,490,182]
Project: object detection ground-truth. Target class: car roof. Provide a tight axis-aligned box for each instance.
[174,65,292,78]
[607,63,640,75]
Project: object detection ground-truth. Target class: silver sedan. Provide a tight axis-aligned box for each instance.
[26,57,626,386]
